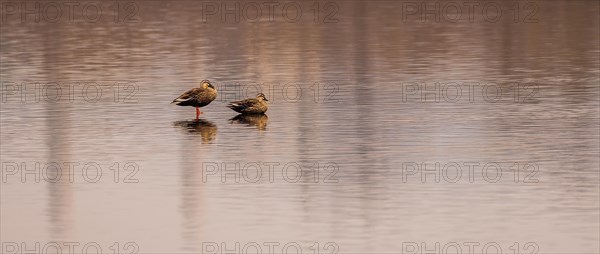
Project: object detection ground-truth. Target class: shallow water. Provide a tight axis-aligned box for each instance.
[1,1,599,253]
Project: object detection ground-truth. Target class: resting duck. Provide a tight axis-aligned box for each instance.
[227,93,269,114]
[172,80,217,119]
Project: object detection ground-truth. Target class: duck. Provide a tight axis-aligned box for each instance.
[227,93,269,114]
[172,80,217,119]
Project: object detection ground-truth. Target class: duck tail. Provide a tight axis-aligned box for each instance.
[172,97,191,105]
[227,103,243,112]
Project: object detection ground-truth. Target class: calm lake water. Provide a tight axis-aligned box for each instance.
[1,1,599,253]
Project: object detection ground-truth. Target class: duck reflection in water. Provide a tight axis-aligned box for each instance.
[173,119,217,143]
[229,114,269,131]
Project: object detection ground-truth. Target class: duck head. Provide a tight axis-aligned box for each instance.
[257,93,269,102]
[200,80,216,90]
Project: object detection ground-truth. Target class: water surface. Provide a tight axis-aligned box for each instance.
[1,1,599,253]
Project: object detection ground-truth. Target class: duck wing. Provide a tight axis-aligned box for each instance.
[227,98,259,112]
[172,88,202,104]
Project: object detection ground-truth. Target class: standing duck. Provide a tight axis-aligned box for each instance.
[172,80,217,119]
[227,93,269,114]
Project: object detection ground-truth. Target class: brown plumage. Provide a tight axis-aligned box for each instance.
[172,80,217,119]
[227,93,269,114]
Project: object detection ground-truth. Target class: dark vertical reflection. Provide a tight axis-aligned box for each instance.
[179,142,201,253]
[350,1,376,246]
[174,120,217,252]
[43,21,73,242]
